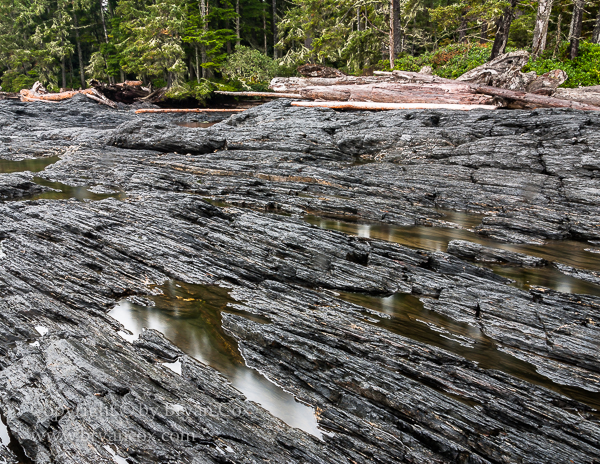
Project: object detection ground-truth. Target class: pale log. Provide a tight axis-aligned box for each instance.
[134,108,246,114]
[474,86,600,111]
[214,91,305,98]
[290,101,498,111]
[298,83,495,105]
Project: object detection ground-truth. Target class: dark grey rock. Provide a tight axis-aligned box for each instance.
[1,97,600,463]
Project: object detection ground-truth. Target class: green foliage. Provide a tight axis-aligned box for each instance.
[152,78,168,88]
[277,0,390,72]
[524,42,600,88]
[507,11,535,49]
[221,46,279,87]
[1,0,599,99]
[163,79,215,101]
[384,42,494,79]
[0,70,38,92]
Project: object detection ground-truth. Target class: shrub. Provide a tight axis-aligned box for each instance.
[0,69,38,93]
[163,79,215,102]
[379,43,495,79]
[524,41,600,88]
[220,46,279,88]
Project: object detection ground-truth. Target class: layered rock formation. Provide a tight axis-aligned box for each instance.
[0,96,599,463]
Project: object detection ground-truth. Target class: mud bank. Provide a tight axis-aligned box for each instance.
[0,96,599,463]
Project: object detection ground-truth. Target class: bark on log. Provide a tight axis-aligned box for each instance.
[20,88,96,102]
[554,87,600,107]
[85,89,118,108]
[290,101,498,111]
[0,92,19,100]
[474,86,600,111]
[297,64,346,78]
[214,91,305,98]
[298,83,495,105]
[457,51,532,89]
[134,109,246,114]
[91,80,151,104]
[270,75,404,92]
[525,69,568,96]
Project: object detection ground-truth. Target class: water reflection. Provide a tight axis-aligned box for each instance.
[305,215,600,295]
[489,265,600,296]
[0,156,60,174]
[109,281,322,437]
[175,122,216,128]
[339,291,600,412]
[27,178,126,202]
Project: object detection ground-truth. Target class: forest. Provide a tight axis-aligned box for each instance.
[0,0,599,98]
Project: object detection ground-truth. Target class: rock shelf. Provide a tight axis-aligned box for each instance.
[0,96,599,463]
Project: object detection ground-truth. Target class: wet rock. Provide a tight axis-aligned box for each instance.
[447,239,548,266]
[551,262,600,286]
[1,97,600,463]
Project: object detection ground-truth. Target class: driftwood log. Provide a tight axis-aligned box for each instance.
[214,91,306,99]
[554,86,600,107]
[474,85,600,111]
[269,75,404,92]
[267,50,598,110]
[91,80,151,104]
[290,101,497,111]
[20,87,96,102]
[297,83,495,105]
[0,92,19,100]
[134,108,245,114]
[19,84,117,108]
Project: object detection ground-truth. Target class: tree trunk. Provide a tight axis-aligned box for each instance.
[272,0,278,58]
[490,0,518,60]
[199,0,208,77]
[236,0,241,46]
[389,0,400,69]
[195,45,201,84]
[61,57,67,89]
[480,22,488,44]
[532,0,554,58]
[458,14,467,43]
[553,12,562,58]
[263,2,268,53]
[569,0,585,59]
[593,6,600,44]
[99,0,109,44]
[73,12,86,88]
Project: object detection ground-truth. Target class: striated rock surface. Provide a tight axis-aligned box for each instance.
[1,96,600,463]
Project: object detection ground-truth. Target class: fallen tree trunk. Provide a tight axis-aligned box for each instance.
[85,90,118,108]
[474,85,600,111]
[270,75,402,92]
[290,101,497,111]
[214,91,304,98]
[0,92,19,100]
[298,83,495,105]
[134,108,246,114]
[554,87,600,107]
[91,80,150,104]
[20,88,97,102]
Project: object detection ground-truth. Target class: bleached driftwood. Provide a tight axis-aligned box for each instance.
[214,91,305,98]
[290,101,498,111]
[134,108,246,114]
